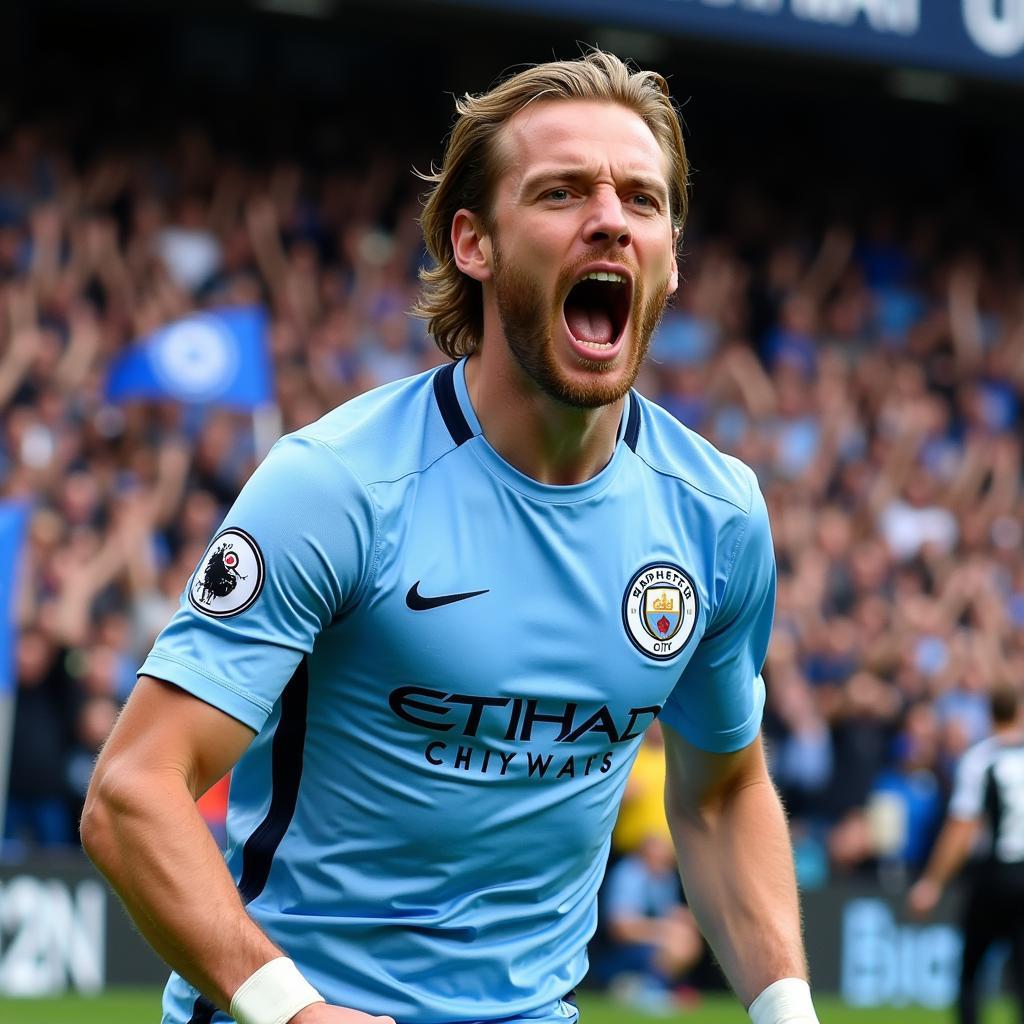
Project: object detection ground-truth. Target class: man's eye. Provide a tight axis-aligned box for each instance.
[631,194,655,208]
[546,188,571,201]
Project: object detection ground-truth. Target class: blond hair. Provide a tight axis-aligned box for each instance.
[413,50,690,359]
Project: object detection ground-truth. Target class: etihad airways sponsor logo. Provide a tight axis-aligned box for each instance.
[388,686,662,780]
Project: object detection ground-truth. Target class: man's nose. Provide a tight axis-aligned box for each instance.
[582,189,631,248]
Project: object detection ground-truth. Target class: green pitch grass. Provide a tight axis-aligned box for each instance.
[0,989,1017,1023]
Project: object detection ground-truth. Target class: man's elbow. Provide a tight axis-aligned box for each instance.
[666,774,775,837]
[668,743,775,821]
[665,783,726,834]
[80,762,131,870]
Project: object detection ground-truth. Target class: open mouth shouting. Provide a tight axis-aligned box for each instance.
[561,265,633,364]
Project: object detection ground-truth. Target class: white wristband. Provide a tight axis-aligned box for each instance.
[230,957,324,1024]
[748,978,820,1024]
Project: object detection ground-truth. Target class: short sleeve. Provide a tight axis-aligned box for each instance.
[948,743,989,821]
[139,433,376,732]
[659,473,775,753]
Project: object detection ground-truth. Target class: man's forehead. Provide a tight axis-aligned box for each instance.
[497,99,670,185]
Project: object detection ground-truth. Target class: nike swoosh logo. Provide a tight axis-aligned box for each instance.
[406,581,490,611]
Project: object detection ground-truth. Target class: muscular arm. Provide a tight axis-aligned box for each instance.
[663,727,806,1008]
[82,677,392,1024]
[81,675,279,1009]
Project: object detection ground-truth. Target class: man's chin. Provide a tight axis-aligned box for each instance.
[544,346,639,409]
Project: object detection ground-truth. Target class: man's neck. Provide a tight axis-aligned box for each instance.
[464,347,625,486]
[994,722,1024,743]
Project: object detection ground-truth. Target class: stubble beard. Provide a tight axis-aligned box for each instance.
[492,247,671,410]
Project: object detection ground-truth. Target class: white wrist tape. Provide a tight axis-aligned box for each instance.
[748,978,820,1024]
[230,957,324,1024]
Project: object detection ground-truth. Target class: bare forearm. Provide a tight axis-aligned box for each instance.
[921,818,975,888]
[670,777,805,1007]
[82,769,280,1010]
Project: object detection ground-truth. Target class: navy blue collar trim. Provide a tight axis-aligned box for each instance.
[623,391,641,452]
[433,361,474,446]
[435,360,641,453]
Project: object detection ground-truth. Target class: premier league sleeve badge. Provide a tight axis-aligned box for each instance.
[189,527,266,618]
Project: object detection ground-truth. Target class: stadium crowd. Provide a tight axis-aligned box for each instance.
[3,121,1023,907]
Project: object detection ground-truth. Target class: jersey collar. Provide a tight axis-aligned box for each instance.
[431,357,640,503]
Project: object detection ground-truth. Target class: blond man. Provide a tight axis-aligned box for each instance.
[83,52,817,1024]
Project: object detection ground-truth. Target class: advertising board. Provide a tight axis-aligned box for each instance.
[0,861,987,1005]
[448,0,1024,83]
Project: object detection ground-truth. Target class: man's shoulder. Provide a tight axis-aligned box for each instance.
[969,733,1024,764]
[630,391,758,516]
[290,365,457,487]
[958,735,1003,776]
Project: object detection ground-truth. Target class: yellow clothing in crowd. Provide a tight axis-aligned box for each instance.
[613,738,672,853]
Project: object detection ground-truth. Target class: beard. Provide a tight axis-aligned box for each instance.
[492,246,671,410]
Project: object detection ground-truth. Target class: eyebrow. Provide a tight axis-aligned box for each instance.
[519,168,669,204]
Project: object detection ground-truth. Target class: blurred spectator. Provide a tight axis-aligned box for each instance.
[597,833,703,1011]
[156,195,223,294]
[866,702,945,879]
[764,666,833,819]
[4,628,78,854]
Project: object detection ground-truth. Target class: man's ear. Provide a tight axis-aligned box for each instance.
[667,227,680,296]
[452,209,493,283]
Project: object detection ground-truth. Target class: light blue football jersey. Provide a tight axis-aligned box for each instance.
[143,358,775,1024]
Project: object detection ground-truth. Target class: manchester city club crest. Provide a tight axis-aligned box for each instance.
[189,527,265,618]
[622,562,699,660]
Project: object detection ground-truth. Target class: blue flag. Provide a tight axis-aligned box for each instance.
[107,307,273,409]
[0,502,28,697]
